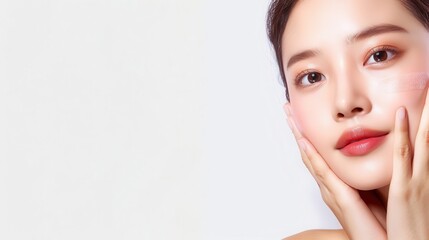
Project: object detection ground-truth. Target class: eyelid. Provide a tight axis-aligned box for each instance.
[294,69,325,87]
[294,69,313,86]
[363,45,398,65]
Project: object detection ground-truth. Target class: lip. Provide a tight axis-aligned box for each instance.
[335,128,389,156]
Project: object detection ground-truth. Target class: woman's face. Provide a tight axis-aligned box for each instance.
[283,0,429,190]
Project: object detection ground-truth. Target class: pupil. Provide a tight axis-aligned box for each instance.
[374,51,388,62]
[308,73,320,83]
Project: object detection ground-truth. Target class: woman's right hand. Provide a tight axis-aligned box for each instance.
[285,104,387,240]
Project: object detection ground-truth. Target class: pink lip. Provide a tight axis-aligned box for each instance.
[336,128,389,156]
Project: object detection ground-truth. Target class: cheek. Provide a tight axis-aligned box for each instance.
[402,91,427,146]
[373,88,427,145]
[369,71,429,139]
[288,72,429,190]
[291,101,331,146]
[371,72,428,93]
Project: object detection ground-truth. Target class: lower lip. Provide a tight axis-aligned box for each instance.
[340,135,388,156]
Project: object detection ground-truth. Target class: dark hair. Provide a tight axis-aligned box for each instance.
[267,0,429,101]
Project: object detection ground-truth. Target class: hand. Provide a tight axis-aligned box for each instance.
[387,101,429,239]
[285,104,387,240]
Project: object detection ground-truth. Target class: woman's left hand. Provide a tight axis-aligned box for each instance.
[387,95,429,239]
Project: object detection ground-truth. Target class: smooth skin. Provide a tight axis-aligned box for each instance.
[286,100,429,239]
[283,0,429,192]
[281,0,429,239]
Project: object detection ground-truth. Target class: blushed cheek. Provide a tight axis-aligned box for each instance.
[291,102,328,142]
[291,102,312,133]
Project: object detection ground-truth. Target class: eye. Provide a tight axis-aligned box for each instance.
[365,47,397,65]
[296,71,325,87]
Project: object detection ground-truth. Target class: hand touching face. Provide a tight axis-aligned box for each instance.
[283,0,429,190]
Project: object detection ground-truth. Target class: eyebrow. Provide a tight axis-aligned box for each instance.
[286,24,408,69]
[348,24,408,43]
[286,50,319,69]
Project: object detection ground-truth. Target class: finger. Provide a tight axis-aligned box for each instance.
[287,116,316,177]
[293,126,386,239]
[285,104,303,139]
[284,105,386,239]
[287,112,352,193]
[392,107,413,186]
[284,104,312,172]
[412,89,429,178]
[300,139,386,239]
[299,138,351,193]
[285,104,316,177]
[337,191,387,240]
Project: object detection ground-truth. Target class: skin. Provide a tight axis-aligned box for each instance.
[281,0,429,239]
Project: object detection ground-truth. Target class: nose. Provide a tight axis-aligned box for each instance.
[333,72,372,121]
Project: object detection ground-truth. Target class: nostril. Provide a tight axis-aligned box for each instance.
[337,107,364,119]
[352,107,364,113]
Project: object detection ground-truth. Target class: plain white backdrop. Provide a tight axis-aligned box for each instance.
[0,0,339,239]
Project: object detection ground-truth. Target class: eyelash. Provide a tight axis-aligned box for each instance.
[294,69,325,87]
[364,45,398,65]
[293,45,400,87]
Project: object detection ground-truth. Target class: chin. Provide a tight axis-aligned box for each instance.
[347,176,391,191]
[326,139,394,191]
[339,161,393,191]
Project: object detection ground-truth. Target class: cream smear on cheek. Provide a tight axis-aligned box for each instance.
[372,72,429,93]
[368,71,429,133]
[373,72,429,148]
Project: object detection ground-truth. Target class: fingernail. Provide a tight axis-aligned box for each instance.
[285,106,291,117]
[396,107,405,121]
[298,139,307,151]
[287,118,292,129]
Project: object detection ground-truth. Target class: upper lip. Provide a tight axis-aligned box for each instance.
[335,127,389,149]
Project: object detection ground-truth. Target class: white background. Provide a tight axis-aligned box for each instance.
[0,0,339,239]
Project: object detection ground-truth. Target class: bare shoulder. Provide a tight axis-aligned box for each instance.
[283,229,349,240]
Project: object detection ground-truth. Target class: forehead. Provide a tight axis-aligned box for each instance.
[282,0,419,58]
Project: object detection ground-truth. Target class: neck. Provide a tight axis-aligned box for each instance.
[353,186,390,230]
[376,185,389,208]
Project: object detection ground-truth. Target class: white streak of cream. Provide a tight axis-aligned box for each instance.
[373,72,429,93]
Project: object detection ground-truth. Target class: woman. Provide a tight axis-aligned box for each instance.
[267,0,429,239]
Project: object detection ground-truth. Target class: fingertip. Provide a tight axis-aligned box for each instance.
[288,116,303,139]
[298,139,307,152]
[286,118,292,130]
[298,138,313,164]
[395,107,409,132]
[396,107,405,122]
[284,103,292,117]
